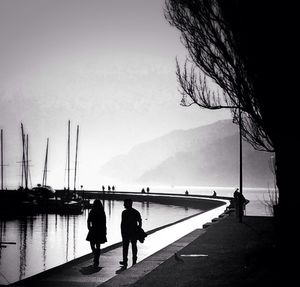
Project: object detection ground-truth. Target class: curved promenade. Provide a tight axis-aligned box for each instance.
[10,192,229,287]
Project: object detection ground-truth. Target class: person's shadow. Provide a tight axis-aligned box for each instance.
[79,265,102,275]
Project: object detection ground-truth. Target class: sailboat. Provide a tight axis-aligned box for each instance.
[29,124,82,214]
[0,127,30,215]
[55,120,83,214]
[31,138,56,199]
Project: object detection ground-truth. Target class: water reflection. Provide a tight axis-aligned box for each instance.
[19,217,27,281]
[0,200,201,285]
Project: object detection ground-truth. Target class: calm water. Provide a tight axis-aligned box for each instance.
[0,199,201,285]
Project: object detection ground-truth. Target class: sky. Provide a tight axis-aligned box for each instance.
[0,0,230,189]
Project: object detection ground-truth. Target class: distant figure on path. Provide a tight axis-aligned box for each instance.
[119,198,142,268]
[146,187,150,193]
[233,188,247,220]
[86,199,107,267]
[212,190,217,197]
[185,190,189,195]
[233,188,239,199]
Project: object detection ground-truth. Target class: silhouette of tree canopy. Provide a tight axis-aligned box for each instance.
[164,0,273,152]
[164,0,297,228]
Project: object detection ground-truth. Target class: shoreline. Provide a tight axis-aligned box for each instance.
[8,193,228,286]
[0,189,228,217]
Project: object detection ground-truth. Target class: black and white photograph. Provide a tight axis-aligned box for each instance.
[1,0,294,286]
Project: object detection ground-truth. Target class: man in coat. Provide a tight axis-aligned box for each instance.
[119,198,142,268]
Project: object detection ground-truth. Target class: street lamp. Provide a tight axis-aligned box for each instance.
[238,105,243,222]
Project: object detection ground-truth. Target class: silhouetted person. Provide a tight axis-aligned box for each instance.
[86,199,107,267]
[212,190,217,197]
[146,187,150,193]
[141,188,145,194]
[119,198,142,268]
[233,188,239,199]
[233,188,247,221]
[233,188,240,217]
[185,190,189,195]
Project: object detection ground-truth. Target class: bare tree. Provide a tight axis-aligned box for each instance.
[164,0,297,231]
[165,0,273,152]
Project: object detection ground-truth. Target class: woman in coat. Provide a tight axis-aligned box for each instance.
[86,199,107,267]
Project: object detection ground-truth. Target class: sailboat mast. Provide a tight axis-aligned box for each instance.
[21,123,26,188]
[67,120,70,190]
[42,138,49,186]
[25,134,29,189]
[1,129,3,191]
[74,125,79,191]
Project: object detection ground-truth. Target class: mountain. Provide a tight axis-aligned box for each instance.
[99,120,275,187]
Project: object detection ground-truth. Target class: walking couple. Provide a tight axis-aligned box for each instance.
[86,198,142,268]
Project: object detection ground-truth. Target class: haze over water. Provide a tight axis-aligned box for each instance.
[0,0,231,190]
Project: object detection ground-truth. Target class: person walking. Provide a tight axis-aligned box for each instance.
[86,199,107,267]
[119,198,142,268]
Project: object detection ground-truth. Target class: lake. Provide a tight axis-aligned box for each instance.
[0,199,202,285]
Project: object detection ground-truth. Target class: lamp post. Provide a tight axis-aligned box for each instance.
[238,105,243,222]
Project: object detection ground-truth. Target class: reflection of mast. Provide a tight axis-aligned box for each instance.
[41,214,48,270]
[42,138,49,187]
[108,200,112,217]
[0,221,7,261]
[19,218,27,281]
[73,216,76,258]
[73,125,79,191]
[65,215,70,261]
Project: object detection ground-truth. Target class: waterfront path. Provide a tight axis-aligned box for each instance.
[10,198,228,287]
[10,198,279,287]
[123,213,278,287]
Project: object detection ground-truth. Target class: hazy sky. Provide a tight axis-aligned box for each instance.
[0,0,230,189]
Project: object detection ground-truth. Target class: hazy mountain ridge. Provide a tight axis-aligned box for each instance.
[100,120,275,187]
[138,134,274,187]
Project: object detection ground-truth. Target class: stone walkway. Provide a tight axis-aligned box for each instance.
[11,204,227,287]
